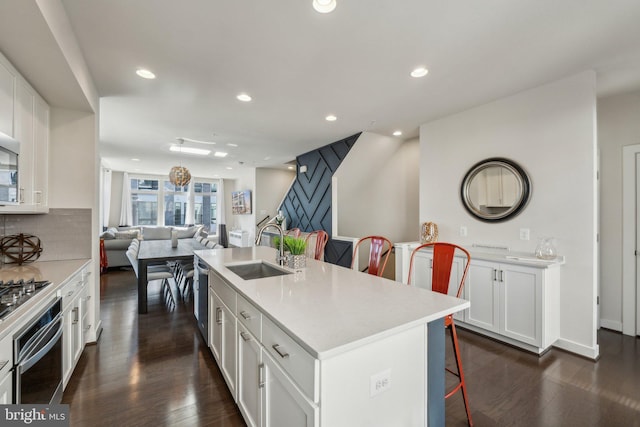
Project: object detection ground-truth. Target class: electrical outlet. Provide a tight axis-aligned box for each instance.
[520,228,530,241]
[459,226,468,237]
[370,369,391,397]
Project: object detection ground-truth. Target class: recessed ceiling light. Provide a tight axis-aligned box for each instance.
[325,114,337,122]
[313,0,336,13]
[131,158,140,162]
[136,68,156,79]
[227,143,238,147]
[214,152,228,158]
[226,167,233,170]
[170,145,210,156]
[393,130,403,136]
[410,67,429,78]
[237,93,252,102]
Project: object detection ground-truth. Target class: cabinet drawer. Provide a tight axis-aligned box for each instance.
[210,271,236,312]
[60,271,85,310]
[262,316,317,402]
[237,294,261,340]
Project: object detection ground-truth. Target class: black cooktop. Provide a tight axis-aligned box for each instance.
[0,279,52,320]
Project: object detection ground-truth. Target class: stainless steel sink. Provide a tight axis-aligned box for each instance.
[226,261,292,280]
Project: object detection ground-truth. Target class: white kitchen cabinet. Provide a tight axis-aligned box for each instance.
[396,242,563,354]
[0,334,12,404]
[61,268,88,387]
[238,323,262,427]
[262,351,317,427]
[463,259,560,352]
[32,96,49,208]
[484,166,518,207]
[0,58,15,138]
[208,272,237,398]
[0,50,49,213]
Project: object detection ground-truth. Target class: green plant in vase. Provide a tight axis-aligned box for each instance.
[284,236,306,255]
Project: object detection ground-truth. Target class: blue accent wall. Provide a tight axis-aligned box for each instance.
[279,133,360,267]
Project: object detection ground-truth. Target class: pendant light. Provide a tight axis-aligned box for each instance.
[169,139,192,187]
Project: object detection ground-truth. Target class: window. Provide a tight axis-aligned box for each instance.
[129,176,218,232]
[131,179,159,225]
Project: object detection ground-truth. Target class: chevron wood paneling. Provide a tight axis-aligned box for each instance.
[280,133,360,267]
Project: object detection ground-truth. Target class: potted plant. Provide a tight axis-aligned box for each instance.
[284,236,307,269]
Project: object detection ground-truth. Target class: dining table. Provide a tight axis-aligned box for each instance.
[137,238,209,314]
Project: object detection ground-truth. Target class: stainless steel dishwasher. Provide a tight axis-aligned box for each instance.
[193,259,209,345]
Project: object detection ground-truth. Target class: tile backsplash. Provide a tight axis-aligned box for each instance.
[0,208,92,263]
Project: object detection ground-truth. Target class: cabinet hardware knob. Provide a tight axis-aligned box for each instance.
[272,344,289,359]
[240,331,251,341]
[240,311,252,320]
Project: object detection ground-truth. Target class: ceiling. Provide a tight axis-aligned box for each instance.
[3,1,640,179]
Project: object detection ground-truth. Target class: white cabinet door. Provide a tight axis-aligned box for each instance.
[238,324,262,427]
[221,302,237,397]
[500,264,541,346]
[209,290,222,364]
[0,59,15,137]
[0,371,12,404]
[262,351,317,427]
[15,79,34,206]
[465,260,499,332]
[33,96,48,209]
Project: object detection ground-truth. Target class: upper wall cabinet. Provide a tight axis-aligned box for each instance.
[0,51,49,214]
[0,61,15,138]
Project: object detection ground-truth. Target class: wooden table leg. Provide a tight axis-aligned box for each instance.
[138,258,148,314]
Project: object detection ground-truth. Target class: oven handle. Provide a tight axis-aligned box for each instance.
[18,312,63,363]
[18,316,63,373]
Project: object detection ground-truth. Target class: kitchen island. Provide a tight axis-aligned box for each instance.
[195,246,468,427]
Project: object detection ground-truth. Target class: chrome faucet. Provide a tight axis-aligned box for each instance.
[256,223,286,266]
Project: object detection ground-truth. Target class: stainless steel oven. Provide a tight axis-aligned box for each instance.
[12,297,63,404]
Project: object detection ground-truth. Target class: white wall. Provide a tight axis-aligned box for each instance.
[598,89,640,331]
[49,108,97,208]
[255,168,295,224]
[420,72,599,358]
[335,132,420,243]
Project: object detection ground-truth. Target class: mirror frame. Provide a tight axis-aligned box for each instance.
[460,157,531,222]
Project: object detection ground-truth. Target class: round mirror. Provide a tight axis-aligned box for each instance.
[460,158,531,222]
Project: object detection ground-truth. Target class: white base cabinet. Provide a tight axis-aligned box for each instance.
[61,266,90,387]
[396,243,563,354]
[205,261,438,427]
[463,259,560,352]
[0,334,12,404]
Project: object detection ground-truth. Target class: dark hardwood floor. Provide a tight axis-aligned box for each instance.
[62,268,245,427]
[64,269,640,426]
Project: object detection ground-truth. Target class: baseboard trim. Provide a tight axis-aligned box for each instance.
[599,319,622,332]
[553,338,599,360]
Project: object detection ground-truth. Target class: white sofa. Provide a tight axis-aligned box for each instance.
[100,225,204,268]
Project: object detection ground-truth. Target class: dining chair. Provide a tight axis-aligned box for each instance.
[305,230,329,261]
[285,228,301,238]
[407,242,473,426]
[126,240,176,309]
[350,235,392,277]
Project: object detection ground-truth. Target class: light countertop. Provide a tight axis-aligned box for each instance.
[0,258,91,338]
[195,246,468,359]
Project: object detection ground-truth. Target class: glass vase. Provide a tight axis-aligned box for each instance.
[535,237,557,260]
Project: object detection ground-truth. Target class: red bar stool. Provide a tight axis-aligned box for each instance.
[305,230,329,261]
[351,235,392,277]
[407,242,473,426]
